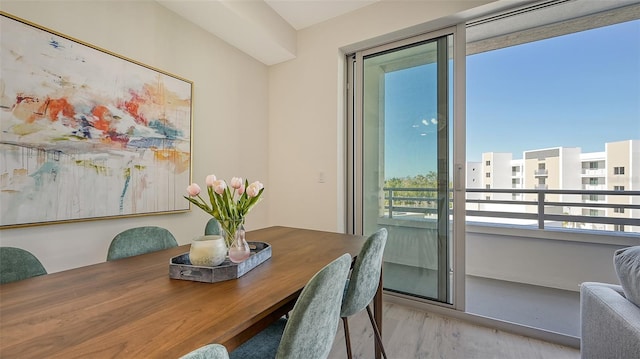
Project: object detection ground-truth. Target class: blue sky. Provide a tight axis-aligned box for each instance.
[384,19,640,178]
[466,19,640,162]
[384,64,438,179]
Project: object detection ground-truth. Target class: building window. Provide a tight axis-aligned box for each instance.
[589,178,598,185]
[614,207,625,213]
[485,160,491,166]
[538,163,546,170]
[589,161,598,169]
[485,184,491,189]
[615,224,625,232]
[589,209,600,216]
[614,166,625,175]
[486,172,490,178]
[614,186,625,191]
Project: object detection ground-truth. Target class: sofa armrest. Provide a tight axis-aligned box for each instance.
[580,282,640,359]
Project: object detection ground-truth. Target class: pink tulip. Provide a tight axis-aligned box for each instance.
[213,179,227,195]
[230,177,243,189]
[238,184,245,195]
[186,183,201,196]
[246,181,263,198]
[205,174,217,187]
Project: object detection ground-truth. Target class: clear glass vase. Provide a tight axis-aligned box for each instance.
[227,224,251,263]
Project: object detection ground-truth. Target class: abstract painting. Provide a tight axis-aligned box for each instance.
[0,13,192,228]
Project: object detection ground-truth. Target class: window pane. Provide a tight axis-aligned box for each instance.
[467,19,640,233]
[362,34,455,304]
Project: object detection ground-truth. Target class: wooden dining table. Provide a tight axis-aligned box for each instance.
[0,226,382,358]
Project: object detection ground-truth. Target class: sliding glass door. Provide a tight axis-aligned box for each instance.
[348,27,465,306]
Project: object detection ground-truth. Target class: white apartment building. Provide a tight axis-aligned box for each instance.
[467,139,639,233]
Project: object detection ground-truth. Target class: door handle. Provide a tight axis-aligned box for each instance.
[455,163,463,192]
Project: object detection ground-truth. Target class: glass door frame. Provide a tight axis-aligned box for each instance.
[346,24,466,311]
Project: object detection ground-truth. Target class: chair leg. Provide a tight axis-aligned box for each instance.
[366,305,388,359]
[342,317,353,359]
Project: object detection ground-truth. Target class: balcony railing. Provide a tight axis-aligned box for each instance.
[534,169,548,176]
[583,184,605,190]
[383,187,640,231]
[581,168,606,176]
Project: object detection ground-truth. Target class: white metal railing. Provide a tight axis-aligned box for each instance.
[581,169,606,176]
[583,184,605,190]
[383,187,640,231]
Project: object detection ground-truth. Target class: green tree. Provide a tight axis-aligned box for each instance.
[384,172,437,207]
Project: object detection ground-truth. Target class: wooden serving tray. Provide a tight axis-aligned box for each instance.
[169,241,272,283]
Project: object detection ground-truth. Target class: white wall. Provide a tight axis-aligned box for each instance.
[0,1,269,273]
[466,226,632,291]
[560,147,582,190]
[267,0,496,232]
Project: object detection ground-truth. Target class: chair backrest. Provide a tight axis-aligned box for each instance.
[180,344,229,359]
[340,228,387,318]
[107,226,178,261]
[276,253,352,359]
[204,218,221,235]
[0,247,47,284]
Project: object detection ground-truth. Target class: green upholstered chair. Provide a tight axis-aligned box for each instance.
[341,228,388,359]
[204,218,221,235]
[0,247,47,284]
[229,253,352,359]
[106,226,178,261]
[180,344,229,359]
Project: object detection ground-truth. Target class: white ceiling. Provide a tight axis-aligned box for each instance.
[156,0,380,65]
[264,0,379,30]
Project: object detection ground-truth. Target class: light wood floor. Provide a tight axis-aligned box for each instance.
[328,303,580,359]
